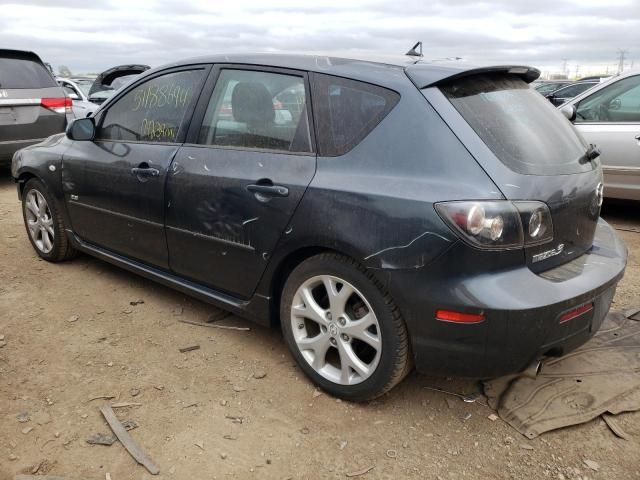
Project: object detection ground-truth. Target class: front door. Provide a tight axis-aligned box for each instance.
[62,67,208,268]
[165,66,316,298]
[574,74,640,199]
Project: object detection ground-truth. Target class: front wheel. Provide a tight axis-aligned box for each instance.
[280,253,411,401]
[21,178,77,262]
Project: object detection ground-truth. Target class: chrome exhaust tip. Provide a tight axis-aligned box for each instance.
[522,360,542,379]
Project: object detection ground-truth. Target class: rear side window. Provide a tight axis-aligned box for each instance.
[0,53,56,89]
[441,74,590,175]
[97,69,205,143]
[198,69,312,153]
[312,74,400,156]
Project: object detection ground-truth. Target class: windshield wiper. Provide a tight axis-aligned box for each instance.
[578,144,600,164]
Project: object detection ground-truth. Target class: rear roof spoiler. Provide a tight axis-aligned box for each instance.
[406,64,541,89]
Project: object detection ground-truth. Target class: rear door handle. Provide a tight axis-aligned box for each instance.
[246,184,289,197]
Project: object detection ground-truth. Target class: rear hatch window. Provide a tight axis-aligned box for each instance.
[440,74,591,176]
[0,52,57,89]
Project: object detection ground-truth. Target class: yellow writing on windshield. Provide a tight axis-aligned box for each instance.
[133,83,192,112]
[141,118,177,142]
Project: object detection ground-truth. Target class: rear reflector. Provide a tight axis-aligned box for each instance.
[435,309,485,324]
[41,97,72,114]
[559,303,594,323]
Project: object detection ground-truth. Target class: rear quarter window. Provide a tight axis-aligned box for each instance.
[0,53,57,89]
[440,74,591,175]
[311,74,399,156]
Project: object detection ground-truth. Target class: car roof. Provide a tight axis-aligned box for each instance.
[563,68,640,107]
[154,53,540,89]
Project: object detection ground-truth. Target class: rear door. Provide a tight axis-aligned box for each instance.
[573,74,640,200]
[432,72,602,271]
[62,66,208,269]
[165,66,316,298]
[0,50,67,160]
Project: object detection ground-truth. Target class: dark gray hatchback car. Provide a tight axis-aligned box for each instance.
[1,49,71,165]
[12,54,627,401]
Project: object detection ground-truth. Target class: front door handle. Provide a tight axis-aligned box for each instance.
[131,164,160,177]
[247,184,289,199]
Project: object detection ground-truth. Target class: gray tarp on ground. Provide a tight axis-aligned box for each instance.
[484,308,640,438]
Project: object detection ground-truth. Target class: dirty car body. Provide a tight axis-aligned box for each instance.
[12,54,627,395]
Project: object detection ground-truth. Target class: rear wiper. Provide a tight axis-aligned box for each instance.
[578,144,600,164]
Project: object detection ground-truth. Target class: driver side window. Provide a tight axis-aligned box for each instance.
[97,69,205,143]
[576,75,640,123]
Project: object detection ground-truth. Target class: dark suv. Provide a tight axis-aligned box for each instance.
[11,54,627,401]
[0,49,71,165]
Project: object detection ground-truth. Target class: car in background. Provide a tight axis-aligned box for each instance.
[559,70,640,201]
[87,64,149,105]
[533,80,572,96]
[545,80,599,106]
[57,77,98,118]
[0,49,72,166]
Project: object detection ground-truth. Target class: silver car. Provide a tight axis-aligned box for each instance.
[560,70,640,201]
[57,77,98,118]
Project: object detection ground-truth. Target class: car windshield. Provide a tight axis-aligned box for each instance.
[535,82,569,95]
[440,73,591,175]
[73,79,93,97]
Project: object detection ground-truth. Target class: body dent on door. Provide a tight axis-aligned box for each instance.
[165,146,316,298]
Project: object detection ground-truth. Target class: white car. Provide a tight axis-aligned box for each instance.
[57,77,98,118]
[560,69,640,201]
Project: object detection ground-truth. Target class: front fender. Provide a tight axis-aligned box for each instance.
[11,133,72,225]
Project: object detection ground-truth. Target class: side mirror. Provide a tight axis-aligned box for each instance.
[68,93,80,101]
[560,104,577,122]
[610,98,621,110]
[66,117,96,141]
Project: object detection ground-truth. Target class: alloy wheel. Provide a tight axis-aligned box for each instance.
[24,190,55,254]
[290,275,382,385]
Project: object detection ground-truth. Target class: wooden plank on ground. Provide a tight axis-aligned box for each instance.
[100,404,159,475]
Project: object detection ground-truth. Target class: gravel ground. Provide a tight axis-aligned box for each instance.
[1,167,639,480]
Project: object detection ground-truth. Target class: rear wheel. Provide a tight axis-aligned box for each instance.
[281,253,411,401]
[22,178,77,262]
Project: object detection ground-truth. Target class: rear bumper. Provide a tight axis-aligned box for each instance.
[0,138,45,164]
[387,219,627,378]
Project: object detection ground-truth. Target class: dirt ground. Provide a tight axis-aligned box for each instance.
[1,166,639,480]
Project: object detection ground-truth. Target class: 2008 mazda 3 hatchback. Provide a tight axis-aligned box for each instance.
[12,54,627,401]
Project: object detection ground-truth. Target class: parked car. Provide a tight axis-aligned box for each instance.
[559,69,640,201]
[57,77,98,118]
[12,54,627,401]
[87,64,149,105]
[545,80,599,106]
[0,49,71,166]
[533,80,572,96]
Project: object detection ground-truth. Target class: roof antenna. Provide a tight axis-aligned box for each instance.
[406,41,423,58]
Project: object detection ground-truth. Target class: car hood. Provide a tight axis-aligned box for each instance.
[88,64,150,97]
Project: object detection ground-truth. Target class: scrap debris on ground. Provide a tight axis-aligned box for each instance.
[485,308,640,438]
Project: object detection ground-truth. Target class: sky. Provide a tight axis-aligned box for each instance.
[1,0,639,77]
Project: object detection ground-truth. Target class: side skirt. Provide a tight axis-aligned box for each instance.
[67,230,272,326]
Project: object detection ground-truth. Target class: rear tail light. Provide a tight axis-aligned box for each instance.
[41,97,72,115]
[559,302,594,323]
[435,200,553,250]
[435,309,485,324]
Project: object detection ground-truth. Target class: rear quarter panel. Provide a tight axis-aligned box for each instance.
[257,77,503,295]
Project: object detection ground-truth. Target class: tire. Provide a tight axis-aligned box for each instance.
[280,253,411,401]
[21,178,77,262]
